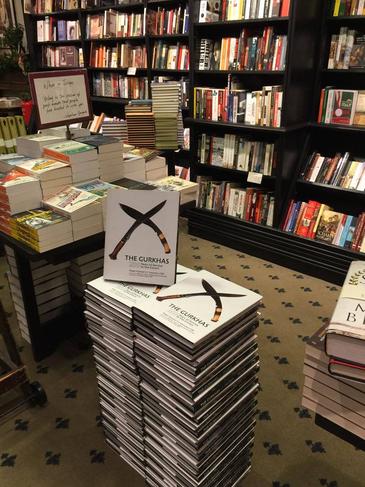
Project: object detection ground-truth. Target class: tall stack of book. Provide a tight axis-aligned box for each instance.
[133,270,261,487]
[66,249,104,298]
[100,117,128,141]
[0,170,42,234]
[43,140,99,184]
[151,81,183,149]
[125,101,156,148]
[75,135,124,183]
[16,158,72,199]
[43,186,103,240]
[16,134,66,158]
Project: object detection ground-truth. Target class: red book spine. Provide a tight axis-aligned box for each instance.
[307,202,321,239]
[280,0,291,16]
[206,90,212,120]
[296,200,317,237]
[352,213,365,251]
[244,189,253,221]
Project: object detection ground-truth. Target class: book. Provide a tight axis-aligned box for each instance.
[315,210,343,243]
[43,186,102,221]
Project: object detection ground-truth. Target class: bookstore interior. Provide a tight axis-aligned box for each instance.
[0,0,365,486]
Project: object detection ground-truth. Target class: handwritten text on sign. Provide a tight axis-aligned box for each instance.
[33,74,90,126]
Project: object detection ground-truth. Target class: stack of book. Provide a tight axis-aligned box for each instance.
[0,170,42,234]
[75,179,118,226]
[301,151,365,191]
[100,117,128,141]
[317,88,365,126]
[16,134,65,158]
[282,200,365,252]
[198,0,290,22]
[332,0,365,16]
[196,178,275,226]
[133,270,261,487]
[24,0,79,14]
[150,176,198,205]
[9,208,73,252]
[198,134,276,175]
[325,261,365,384]
[130,149,167,181]
[0,154,32,173]
[43,186,103,240]
[198,28,287,72]
[152,42,189,70]
[121,153,146,180]
[125,101,156,148]
[41,45,83,68]
[66,248,104,298]
[75,135,124,183]
[36,18,81,41]
[0,116,27,155]
[16,158,72,199]
[302,323,365,440]
[148,6,190,35]
[89,43,147,69]
[194,84,283,126]
[43,140,99,184]
[92,73,149,99]
[86,11,145,38]
[152,81,183,149]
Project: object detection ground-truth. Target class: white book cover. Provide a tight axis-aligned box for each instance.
[340,261,365,300]
[104,189,180,285]
[135,270,262,345]
[327,296,365,340]
[16,158,70,180]
[44,186,100,217]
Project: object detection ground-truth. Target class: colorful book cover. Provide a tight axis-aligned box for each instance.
[17,158,68,175]
[331,90,357,125]
[76,179,118,197]
[315,210,343,243]
[11,209,69,231]
[0,170,38,190]
[44,186,100,214]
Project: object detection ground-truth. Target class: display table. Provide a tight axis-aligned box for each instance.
[0,230,105,361]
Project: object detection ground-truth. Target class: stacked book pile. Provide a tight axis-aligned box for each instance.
[0,154,32,173]
[122,153,146,181]
[67,248,104,298]
[43,140,99,184]
[4,244,72,342]
[133,270,262,487]
[152,81,183,149]
[130,148,167,181]
[44,186,103,240]
[100,117,128,141]
[125,102,156,149]
[16,157,72,199]
[302,324,365,441]
[9,208,73,252]
[75,135,124,183]
[16,134,65,158]
[150,175,198,205]
[0,170,42,234]
[75,179,118,226]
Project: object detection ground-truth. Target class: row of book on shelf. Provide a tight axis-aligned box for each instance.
[303,262,365,440]
[196,177,275,227]
[328,27,365,70]
[87,11,144,39]
[41,45,84,68]
[198,0,290,22]
[24,0,78,13]
[282,199,365,253]
[147,6,189,35]
[92,74,148,99]
[36,18,80,42]
[89,43,147,68]
[198,27,287,72]
[194,83,283,127]
[317,88,365,126]
[302,151,365,191]
[198,134,276,175]
[152,42,189,70]
[332,0,365,16]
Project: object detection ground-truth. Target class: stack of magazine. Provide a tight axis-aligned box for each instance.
[133,270,262,486]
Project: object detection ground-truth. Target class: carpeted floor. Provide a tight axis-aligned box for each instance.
[0,220,364,487]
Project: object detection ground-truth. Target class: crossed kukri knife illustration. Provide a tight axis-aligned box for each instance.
[109,200,170,260]
[156,279,245,322]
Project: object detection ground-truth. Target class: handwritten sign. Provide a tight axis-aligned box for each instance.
[28,69,92,129]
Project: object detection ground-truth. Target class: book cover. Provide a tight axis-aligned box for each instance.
[76,179,118,197]
[340,261,365,300]
[349,35,365,69]
[315,210,343,243]
[44,186,100,215]
[135,270,262,345]
[331,90,357,125]
[327,297,365,342]
[104,189,180,285]
[11,209,70,232]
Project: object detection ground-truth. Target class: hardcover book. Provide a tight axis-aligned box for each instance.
[104,189,179,285]
[340,261,365,300]
[315,210,343,243]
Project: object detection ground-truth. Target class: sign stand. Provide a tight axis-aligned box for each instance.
[66,125,72,140]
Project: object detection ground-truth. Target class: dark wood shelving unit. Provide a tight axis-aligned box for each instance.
[194,69,285,75]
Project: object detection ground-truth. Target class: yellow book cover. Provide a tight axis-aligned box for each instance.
[14,116,27,137]
[7,117,18,151]
[0,118,15,154]
[333,0,341,16]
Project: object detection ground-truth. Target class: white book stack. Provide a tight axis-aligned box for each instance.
[122,153,146,181]
[0,154,32,174]
[43,186,103,241]
[0,170,42,234]
[67,248,104,297]
[149,175,198,205]
[16,158,72,199]
[75,135,124,183]
[145,156,168,181]
[133,270,262,487]
[4,245,72,342]
[75,179,118,227]
[16,134,66,158]
[84,265,194,478]
[43,140,99,184]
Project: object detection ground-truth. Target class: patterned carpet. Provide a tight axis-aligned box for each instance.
[0,220,364,487]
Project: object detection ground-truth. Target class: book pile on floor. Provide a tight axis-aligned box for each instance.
[0,170,42,234]
[4,245,72,343]
[125,101,156,149]
[152,81,184,150]
[133,270,261,487]
[43,140,99,184]
[9,208,73,252]
[75,135,124,183]
[16,134,66,158]
[16,157,72,199]
[66,249,104,298]
[130,148,167,181]
[150,175,198,205]
[44,186,103,240]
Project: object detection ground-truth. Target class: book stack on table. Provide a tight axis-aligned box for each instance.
[16,134,66,158]
[75,179,118,227]
[125,101,156,149]
[130,149,168,181]
[149,176,198,205]
[0,154,33,174]
[66,248,104,298]
[133,270,261,487]
[121,153,146,181]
